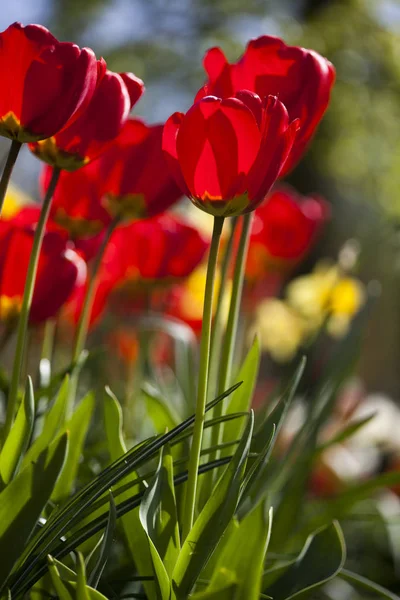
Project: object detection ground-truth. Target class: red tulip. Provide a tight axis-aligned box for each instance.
[67,213,209,327]
[41,160,108,237]
[99,118,183,220]
[196,36,335,173]
[246,186,329,280]
[41,117,182,235]
[0,219,86,323]
[163,92,299,217]
[30,67,144,170]
[0,22,98,143]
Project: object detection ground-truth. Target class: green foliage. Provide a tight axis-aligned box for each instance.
[0,331,398,599]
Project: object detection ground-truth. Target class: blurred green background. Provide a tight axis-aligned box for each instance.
[2,0,400,395]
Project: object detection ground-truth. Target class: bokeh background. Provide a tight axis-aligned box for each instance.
[2,0,400,395]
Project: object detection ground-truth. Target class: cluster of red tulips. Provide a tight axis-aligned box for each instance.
[0,22,334,335]
[0,19,338,545]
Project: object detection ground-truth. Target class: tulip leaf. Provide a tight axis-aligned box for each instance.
[0,432,68,591]
[139,443,180,600]
[52,392,95,503]
[191,576,238,599]
[339,568,400,600]
[0,376,34,487]
[221,335,260,454]
[87,491,117,589]
[48,556,74,600]
[143,386,180,434]
[207,502,273,599]
[22,376,69,469]
[264,521,346,600]
[171,411,254,599]
[139,450,172,600]
[104,388,155,598]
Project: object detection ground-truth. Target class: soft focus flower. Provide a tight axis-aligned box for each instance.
[30,68,144,170]
[2,182,33,219]
[99,118,182,220]
[249,298,307,362]
[163,92,299,217]
[41,160,106,237]
[0,218,86,323]
[66,213,209,327]
[0,22,98,143]
[287,262,365,336]
[245,185,329,280]
[196,36,335,173]
[41,118,181,236]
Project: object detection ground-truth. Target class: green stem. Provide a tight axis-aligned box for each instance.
[182,215,224,541]
[212,213,253,453]
[0,140,22,216]
[41,319,56,363]
[4,167,61,438]
[208,217,238,399]
[72,218,119,364]
[68,217,119,413]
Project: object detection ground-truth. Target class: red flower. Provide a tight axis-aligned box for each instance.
[0,219,86,323]
[0,22,98,143]
[41,117,182,235]
[99,118,183,220]
[163,92,299,217]
[67,213,209,327]
[41,160,108,237]
[30,67,144,170]
[196,36,335,173]
[246,186,329,280]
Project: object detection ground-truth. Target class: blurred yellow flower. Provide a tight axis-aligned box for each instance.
[178,263,231,324]
[250,298,307,363]
[286,263,339,324]
[2,182,32,219]
[251,260,365,363]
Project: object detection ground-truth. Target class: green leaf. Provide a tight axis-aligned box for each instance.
[10,384,240,598]
[87,492,116,589]
[339,568,400,600]
[76,554,91,600]
[0,432,68,591]
[104,388,155,598]
[0,376,34,486]
[140,444,180,577]
[191,577,237,599]
[48,556,73,600]
[143,385,180,434]
[207,503,273,599]
[171,412,254,599]
[221,336,260,454]
[22,376,69,468]
[139,453,171,600]
[139,444,180,599]
[52,392,95,503]
[264,521,346,600]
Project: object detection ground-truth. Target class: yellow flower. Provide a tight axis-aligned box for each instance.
[178,263,231,324]
[2,182,33,219]
[286,263,339,325]
[286,261,365,339]
[250,298,307,363]
[327,277,365,337]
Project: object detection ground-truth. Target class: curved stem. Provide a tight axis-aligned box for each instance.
[212,213,253,453]
[0,140,22,216]
[4,167,61,438]
[68,217,119,413]
[182,215,224,540]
